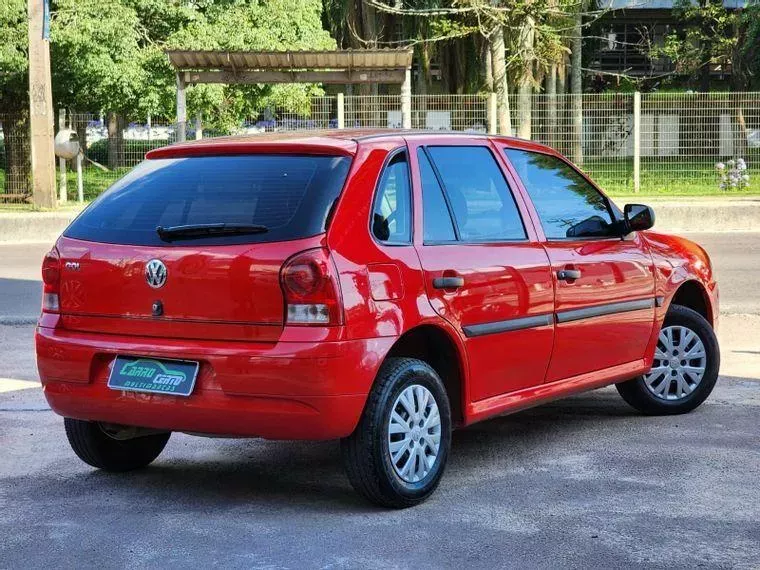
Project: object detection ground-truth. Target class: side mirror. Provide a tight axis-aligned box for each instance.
[624,203,655,233]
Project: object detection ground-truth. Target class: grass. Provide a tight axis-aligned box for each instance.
[1,158,759,211]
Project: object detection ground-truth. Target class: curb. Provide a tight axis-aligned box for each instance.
[645,199,760,233]
[0,200,757,243]
[0,212,80,244]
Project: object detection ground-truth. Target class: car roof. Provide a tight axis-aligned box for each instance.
[145,129,556,159]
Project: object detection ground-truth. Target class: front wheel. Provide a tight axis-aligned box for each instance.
[616,304,720,415]
[64,418,171,472]
[341,357,452,508]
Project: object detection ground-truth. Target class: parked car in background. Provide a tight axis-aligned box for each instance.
[36,130,720,508]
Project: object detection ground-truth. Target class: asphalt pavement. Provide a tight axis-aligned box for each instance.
[1,232,759,568]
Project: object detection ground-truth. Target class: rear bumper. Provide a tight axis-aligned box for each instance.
[36,326,394,439]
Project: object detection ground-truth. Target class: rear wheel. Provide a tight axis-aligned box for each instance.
[616,305,719,415]
[64,418,170,472]
[341,357,452,508]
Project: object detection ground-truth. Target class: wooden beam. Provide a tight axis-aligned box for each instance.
[182,69,407,85]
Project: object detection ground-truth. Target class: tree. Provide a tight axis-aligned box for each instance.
[0,0,31,195]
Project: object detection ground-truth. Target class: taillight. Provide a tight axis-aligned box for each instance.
[41,247,61,313]
[280,248,343,325]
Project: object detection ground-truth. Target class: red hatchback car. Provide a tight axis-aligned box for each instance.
[36,130,720,507]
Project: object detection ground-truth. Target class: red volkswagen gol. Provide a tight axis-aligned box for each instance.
[36,130,720,507]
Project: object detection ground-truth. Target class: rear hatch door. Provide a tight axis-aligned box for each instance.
[57,153,351,342]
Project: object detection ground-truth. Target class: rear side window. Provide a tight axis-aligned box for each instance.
[417,149,456,242]
[426,146,526,241]
[64,155,351,246]
[371,152,411,243]
[505,149,615,239]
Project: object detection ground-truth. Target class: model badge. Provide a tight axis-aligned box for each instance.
[145,259,167,289]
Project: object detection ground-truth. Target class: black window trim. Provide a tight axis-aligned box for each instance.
[502,146,624,243]
[421,144,530,246]
[369,146,414,247]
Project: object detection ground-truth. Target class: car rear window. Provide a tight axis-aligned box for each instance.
[64,155,352,246]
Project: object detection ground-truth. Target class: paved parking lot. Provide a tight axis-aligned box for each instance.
[1,233,759,568]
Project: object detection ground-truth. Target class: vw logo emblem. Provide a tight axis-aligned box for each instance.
[145,259,167,289]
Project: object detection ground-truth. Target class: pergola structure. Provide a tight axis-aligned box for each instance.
[165,49,414,141]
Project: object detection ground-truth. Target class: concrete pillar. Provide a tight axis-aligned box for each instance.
[633,91,641,194]
[401,67,412,129]
[176,73,187,142]
[337,93,345,129]
[28,0,57,208]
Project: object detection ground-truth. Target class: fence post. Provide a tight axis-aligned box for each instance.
[633,91,641,194]
[76,152,84,203]
[487,93,497,134]
[401,67,412,129]
[337,93,345,129]
[194,113,203,140]
[57,109,67,204]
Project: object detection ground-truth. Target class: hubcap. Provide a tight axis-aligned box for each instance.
[644,325,707,401]
[387,384,442,483]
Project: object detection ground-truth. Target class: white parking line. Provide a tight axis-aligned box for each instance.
[0,378,40,393]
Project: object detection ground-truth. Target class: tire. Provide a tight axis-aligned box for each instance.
[341,357,452,508]
[616,304,720,415]
[64,418,170,472]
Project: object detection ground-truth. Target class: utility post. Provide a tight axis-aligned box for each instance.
[176,73,187,142]
[58,109,67,203]
[28,0,57,208]
[633,91,641,194]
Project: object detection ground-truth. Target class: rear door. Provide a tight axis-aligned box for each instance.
[503,146,655,382]
[409,139,554,402]
[57,153,351,342]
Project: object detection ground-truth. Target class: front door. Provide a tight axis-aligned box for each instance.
[410,140,555,402]
[503,146,656,382]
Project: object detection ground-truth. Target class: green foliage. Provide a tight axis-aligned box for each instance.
[0,0,29,112]
[654,0,739,85]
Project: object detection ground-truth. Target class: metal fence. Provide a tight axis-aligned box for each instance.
[2,92,759,204]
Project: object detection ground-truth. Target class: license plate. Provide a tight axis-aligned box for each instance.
[108,356,199,397]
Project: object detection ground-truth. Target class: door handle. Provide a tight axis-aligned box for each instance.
[433,276,464,290]
[557,269,582,281]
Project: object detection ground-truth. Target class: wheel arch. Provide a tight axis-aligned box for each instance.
[383,323,467,426]
[669,279,713,326]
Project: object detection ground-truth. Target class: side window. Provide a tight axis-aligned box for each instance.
[372,151,411,243]
[426,146,526,241]
[418,148,456,242]
[505,149,615,239]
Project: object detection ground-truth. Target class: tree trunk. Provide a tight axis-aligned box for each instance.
[547,64,558,148]
[570,7,584,165]
[2,112,32,197]
[490,26,513,136]
[516,16,535,139]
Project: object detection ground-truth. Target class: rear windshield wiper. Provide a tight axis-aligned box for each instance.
[156,223,269,241]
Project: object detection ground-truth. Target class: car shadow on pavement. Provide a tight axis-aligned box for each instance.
[32,387,641,512]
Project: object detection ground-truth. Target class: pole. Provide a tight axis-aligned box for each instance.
[195,113,203,140]
[336,93,345,129]
[176,73,187,142]
[57,109,68,203]
[28,0,57,208]
[633,91,641,194]
[401,67,412,129]
[76,152,84,203]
